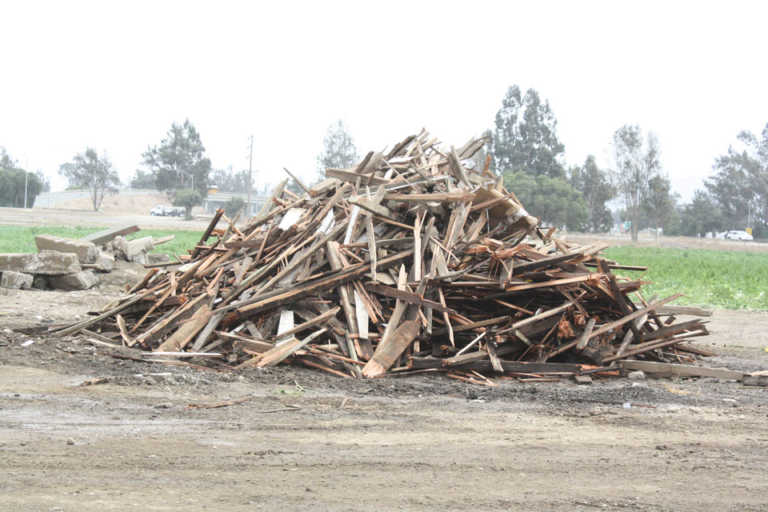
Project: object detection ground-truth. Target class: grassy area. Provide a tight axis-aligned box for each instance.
[0,226,203,260]
[604,246,768,310]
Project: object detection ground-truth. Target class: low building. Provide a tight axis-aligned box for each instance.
[202,192,267,216]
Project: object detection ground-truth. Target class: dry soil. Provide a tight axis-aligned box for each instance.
[1,275,767,511]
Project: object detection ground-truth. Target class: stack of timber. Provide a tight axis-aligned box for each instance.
[55,130,714,384]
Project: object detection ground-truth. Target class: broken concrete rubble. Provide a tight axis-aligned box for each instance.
[48,270,99,291]
[83,251,115,273]
[34,235,98,264]
[0,270,34,289]
[0,251,81,275]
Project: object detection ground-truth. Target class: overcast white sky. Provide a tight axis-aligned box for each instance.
[1,1,766,201]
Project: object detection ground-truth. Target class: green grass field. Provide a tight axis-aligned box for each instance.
[0,226,202,261]
[603,246,768,311]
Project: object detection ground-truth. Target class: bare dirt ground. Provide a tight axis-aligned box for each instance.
[1,270,767,511]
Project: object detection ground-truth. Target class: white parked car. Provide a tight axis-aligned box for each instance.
[150,205,167,216]
[724,230,753,241]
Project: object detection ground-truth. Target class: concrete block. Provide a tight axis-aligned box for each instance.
[0,270,33,289]
[48,270,99,290]
[92,251,115,272]
[35,235,98,263]
[125,236,155,262]
[0,251,81,275]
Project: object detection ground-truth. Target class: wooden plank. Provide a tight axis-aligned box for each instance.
[366,283,455,314]
[81,225,139,245]
[191,209,224,258]
[575,317,596,351]
[383,192,474,203]
[619,360,744,380]
[255,328,328,368]
[544,294,682,360]
[275,307,340,341]
[155,304,212,352]
[233,249,414,315]
[362,320,420,378]
[486,341,504,374]
[656,305,713,317]
[325,168,391,186]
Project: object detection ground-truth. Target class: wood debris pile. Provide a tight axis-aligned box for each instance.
[56,131,713,384]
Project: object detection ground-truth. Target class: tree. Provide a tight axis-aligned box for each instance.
[58,148,120,211]
[641,174,676,236]
[223,196,245,218]
[491,85,566,178]
[141,120,212,199]
[210,166,252,193]
[0,149,44,208]
[678,190,724,237]
[172,188,202,220]
[316,120,358,181]
[504,171,588,230]
[130,169,157,189]
[569,155,616,232]
[706,123,768,237]
[612,125,662,241]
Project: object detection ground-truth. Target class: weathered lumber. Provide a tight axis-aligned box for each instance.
[82,225,140,245]
[619,360,744,380]
[362,320,420,378]
[53,129,719,384]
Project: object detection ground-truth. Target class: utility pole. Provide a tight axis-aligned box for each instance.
[247,135,254,217]
[24,171,29,208]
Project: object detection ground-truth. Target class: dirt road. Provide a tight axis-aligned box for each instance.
[1,285,767,511]
[0,206,210,231]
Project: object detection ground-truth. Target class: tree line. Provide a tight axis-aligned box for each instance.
[4,95,766,238]
[0,149,49,207]
[320,86,768,240]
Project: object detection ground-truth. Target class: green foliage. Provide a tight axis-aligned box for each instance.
[130,169,156,189]
[605,246,768,310]
[172,188,202,219]
[491,85,565,178]
[504,171,587,230]
[317,120,358,181]
[641,174,677,232]
[706,123,768,237]
[223,196,245,218]
[0,149,44,208]
[141,119,212,199]
[59,148,120,211]
[210,166,252,193]
[675,190,725,237]
[0,225,202,258]
[612,125,662,241]
[569,155,616,232]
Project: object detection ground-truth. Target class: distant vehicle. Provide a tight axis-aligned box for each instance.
[150,205,184,217]
[724,230,754,241]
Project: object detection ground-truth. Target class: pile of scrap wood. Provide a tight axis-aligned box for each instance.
[55,130,716,384]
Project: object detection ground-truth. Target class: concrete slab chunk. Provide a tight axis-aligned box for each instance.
[0,251,81,275]
[35,235,98,263]
[0,270,34,289]
[86,251,115,273]
[81,225,139,245]
[49,270,99,290]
